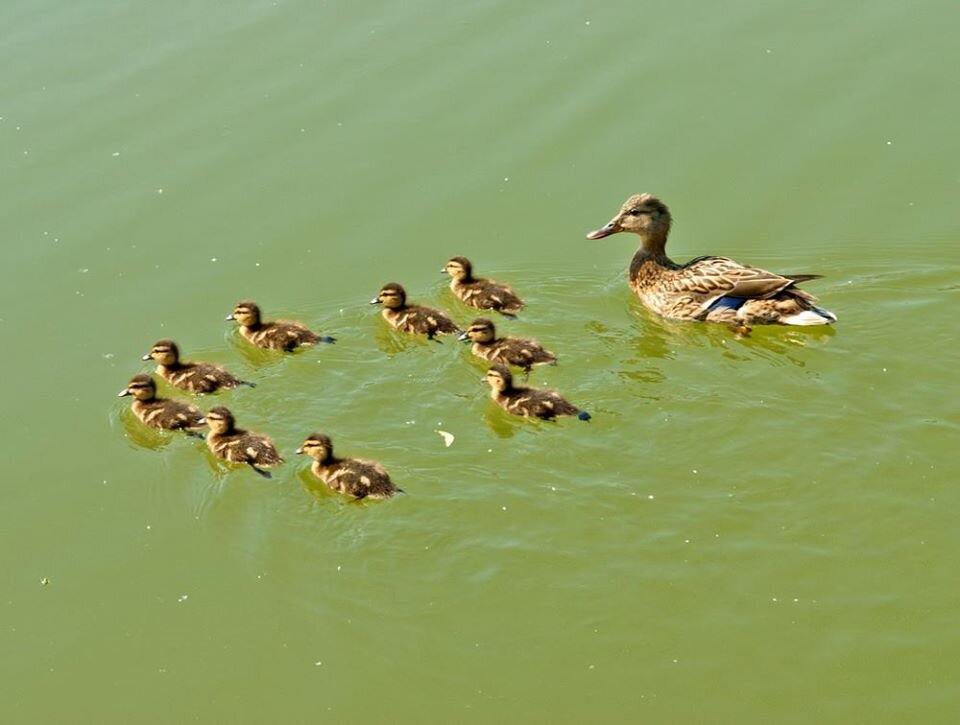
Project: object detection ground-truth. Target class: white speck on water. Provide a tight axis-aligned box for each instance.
[79,268,89,273]
[501,506,507,511]
[503,177,509,182]
[336,565,342,572]
[882,368,887,372]
[315,661,323,666]
[146,525,151,530]
[177,594,188,603]
[487,448,493,453]
[772,597,779,602]
[210,257,217,263]
[112,151,120,157]
[551,486,557,492]
[102,352,113,359]
[585,20,591,25]
[405,420,415,425]
[588,664,595,669]
[436,430,455,447]
[692,469,698,474]
[648,494,655,500]
[684,539,691,544]
[765,48,772,54]
[156,188,164,194]
[885,140,892,145]
[16,125,22,131]
[793,598,799,603]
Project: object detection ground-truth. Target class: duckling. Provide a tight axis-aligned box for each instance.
[142,339,254,393]
[226,301,335,351]
[586,193,837,325]
[442,257,525,315]
[459,318,556,372]
[482,364,590,421]
[370,283,460,339]
[204,406,282,478]
[296,433,401,500]
[117,374,206,434]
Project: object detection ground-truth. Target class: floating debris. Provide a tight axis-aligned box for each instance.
[435,430,455,447]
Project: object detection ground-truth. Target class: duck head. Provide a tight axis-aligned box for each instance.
[586,193,672,246]
[204,406,236,435]
[227,301,261,327]
[459,318,496,343]
[371,283,407,309]
[118,373,157,401]
[296,433,334,462]
[442,256,474,282]
[142,339,180,366]
[483,364,514,392]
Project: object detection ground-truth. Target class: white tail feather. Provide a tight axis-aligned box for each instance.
[781,308,837,326]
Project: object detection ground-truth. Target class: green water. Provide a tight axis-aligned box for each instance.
[3,1,958,721]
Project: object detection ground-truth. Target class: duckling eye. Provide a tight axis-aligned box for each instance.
[628,208,643,216]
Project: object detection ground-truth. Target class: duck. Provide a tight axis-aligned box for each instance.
[226,301,335,351]
[296,433,401,499]
[142,339,254,393]
[482,364,590,421]
[370,283,460,339]
[204,406,282,478]
[117,374,206,433]
[586,193,837,326]
[459,318,556,371]
[442,257,525,315]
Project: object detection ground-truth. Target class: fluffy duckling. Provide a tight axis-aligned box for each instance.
[459,318,556,372]
[586,194,837,326]
[226,301,335,351]
[442,257,525,315]
[204,406,282,478]
[142,339,254,393]
[482,364,590,421]
[117,374,206,433]
[296,433,401,500]
[370,283,460,339]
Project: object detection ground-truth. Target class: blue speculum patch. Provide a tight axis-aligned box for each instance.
[707,296,748,312]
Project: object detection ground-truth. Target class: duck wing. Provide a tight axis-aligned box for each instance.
[679,256,822,302]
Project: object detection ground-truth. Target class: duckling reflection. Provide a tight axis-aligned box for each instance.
[142,339,253,393]
[482,364,590,421]
[442,257,525,315]
[459,318,556,372]
[370,283,459,339]
[204,406,282,478]
[117,374,206,434]
[296,433,401,500]
[226,301,335,351]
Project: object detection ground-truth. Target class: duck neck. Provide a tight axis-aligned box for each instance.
[630,233,674,279]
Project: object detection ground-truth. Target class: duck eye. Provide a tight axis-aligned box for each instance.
[629,208,643,216]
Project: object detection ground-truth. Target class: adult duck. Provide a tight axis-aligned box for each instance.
[586,194,837,325]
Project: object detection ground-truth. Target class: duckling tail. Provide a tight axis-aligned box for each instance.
[248,463,273,479]
[577,410,592,422]
[320,336,336,344]
[239,380,257,388]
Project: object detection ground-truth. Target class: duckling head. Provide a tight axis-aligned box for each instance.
[442,256,474,282]
[204,406,236,434]
[459,317,496,343]
[295,433,334,462]
[118,373,157,401]
[227,301,261,327]
[483,364,514,392]
[142,339,180,366]
[586,193,672,246]
[371,283,407,309]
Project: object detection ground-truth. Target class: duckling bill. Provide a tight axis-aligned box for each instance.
[296,433,401,500]
[118,374,206,433]
[482,364,590,421]
[459,318,556,372]
[227,301,335,351]
[204,406,282,478]
[586,193,837,326]
[142,339,253,393]
[370,283,459,339]
[442,257,525,315]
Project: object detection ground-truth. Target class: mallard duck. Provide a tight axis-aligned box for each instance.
[296,433,401,499]
[370,283,460,339]
[482,364,590,421]
[586,193,837,326]
[204,406,282,478]
[142,339,254,393]
[459,318,556,371]
[442,257,525,315]
[117,374,206,433]
[226,301,335,351]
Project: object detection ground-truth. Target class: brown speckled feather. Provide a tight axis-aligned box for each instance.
[241,321,321,351]
[158,362,245,394]
[207,430,282,466]
[131,398,205,430]
[451,279,525,314]
[311,458,399,499]
[472,337,556,370]
[383,305,459,337]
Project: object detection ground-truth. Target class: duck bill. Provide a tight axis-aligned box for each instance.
[141,353,152,361]
[457,331,470,342]
[225,313,235,321]
[369,297,382,305]
[196,418,206,426]
[117,388,132,397]
[295,446,305,455]
[586,220,620,240]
